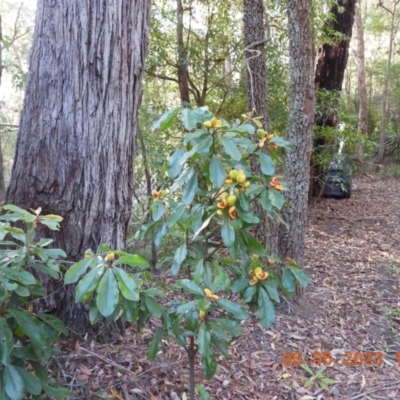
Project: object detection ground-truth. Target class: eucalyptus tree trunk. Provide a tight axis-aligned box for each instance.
[0,15,5,193]
[280,0,314,290]
[355,1,368,139]
[6,0,151,340]
[312,0,356,196]
[243,0,271,249]
[377,0,400,164]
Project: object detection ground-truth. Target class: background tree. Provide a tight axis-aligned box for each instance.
[6,0,151,339]
[279,0,314,274]
[312,0,356,195]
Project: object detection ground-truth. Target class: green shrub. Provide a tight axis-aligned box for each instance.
[0,205,69,400]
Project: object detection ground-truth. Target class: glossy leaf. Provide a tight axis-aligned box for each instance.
[75,266,104,303]
[182,174,198,205]
[269,189,285,209]
[181,108,197,130]
[202,355,218,379]
[114,267,140,301]
[0,318,13,365]
[261,280,280,303]
[144,296,163,318]
[4,364,24,400]
[196,384,211,400]
[288,265,309,287]
[209,155,226,189]
[114,254,149,268]
[37,314,67,334]
[64,258,92,284]
[197,323,210,356]
[152,108,180,132]
[151,201,164,222]
[96,269,119,317]
[147,328,164,360]
[176,279,204,297]
[258,287,276,329]
[282,268,296,293]
[212,318,242,337]
[216,299,249,319]
[230,278,249,293]
[221,220,235,247]
[14,367,41,396]
[259,153,275,176]
[220,138,241,160]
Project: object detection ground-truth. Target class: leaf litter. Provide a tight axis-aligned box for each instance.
[51,176,400,399]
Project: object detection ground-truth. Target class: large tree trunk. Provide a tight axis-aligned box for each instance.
[280,0,314,296]
[312,0,356,196]
[6,0,151,340]
[243,0,271,248]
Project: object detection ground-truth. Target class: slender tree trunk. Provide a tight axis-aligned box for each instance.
[177,0,191,107]
[280,0,314,293]
[243,0,271,248]
[377,0,400,164]
[312,0,356,196]
[0,16,6,193]
[6,0,151,340]
[356,1,368,137]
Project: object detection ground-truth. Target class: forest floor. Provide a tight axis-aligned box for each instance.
[55,176,400,400]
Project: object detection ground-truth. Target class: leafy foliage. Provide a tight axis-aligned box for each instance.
[0,205,69,399]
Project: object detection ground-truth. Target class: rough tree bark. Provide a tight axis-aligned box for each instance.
[279,0,314,292]
[243,0,271,249]
[312,0,356,195]
[6,0,151,340]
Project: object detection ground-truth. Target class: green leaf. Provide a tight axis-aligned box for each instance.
[7,309,49,359]
[212,318,242,337]
[261,280,280,303]
[168,148,185,178]
[230,278,249,293]
[113,268,139,301]
[301,364,314,375]
[243,285,257,303]
[64,258,92,284]
[210,335,230,358]
[14,367,41,396]
[193,213,214,239]
[282,268,296,293]
[114,254,149,269]
[221,220,235,247]
[304,379,313,388]
[181,108,197,131]
[174,243,187,266]
[89,303,101,325]
[167,204,186,227]
[259,153,275,176]
[4,364,24,400]
[96,269,119,317]
[196,384,211,400]
[216,299,249,319]
[182,173,198,205]
[258,287,276,329]
[176,279,204,297]
[147,328,164,360]
[0,318,13,366]
[202,355,218,380]
[152,108,180,131]
[269,189,285,209]
[154,223,168,246]
[197,323,210,356]
[270,136,291,148]
[151,201,164,222]
[41,384,70,399]
[238,190,249,212]
[144,296,163,318]
[236,209,259,224]
[209,155,226,189]
[75,265,105,302]
[288,265,309,287]
[36,314,67,334]
[193,259,204,285]
[220,138,241,161]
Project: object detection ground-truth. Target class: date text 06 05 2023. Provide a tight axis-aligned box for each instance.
[281,351,389,367]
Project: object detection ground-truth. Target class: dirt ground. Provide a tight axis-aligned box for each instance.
[55,176,400,400]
